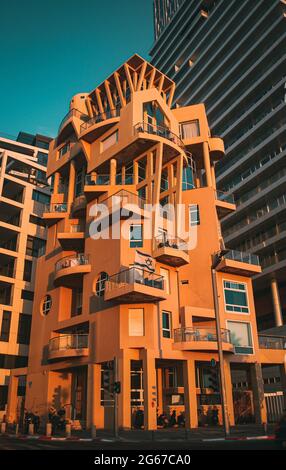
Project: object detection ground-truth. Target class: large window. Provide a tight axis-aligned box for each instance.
[129,225,143,248]
[26,236,46,258]
[96,272,109,297]
[129,308,144,336]
[189,204,200,226]
[101,130,118,153]
[0,311,11,342]
[162,311,172,338]
[17,314,32,345]
[32,190,50,205]
[223,281,249,313]
[228,321,253,355]
[180,120,200,139]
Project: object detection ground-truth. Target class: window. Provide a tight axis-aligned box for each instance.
[0,311,11,342]
[162,311,172,338]
[29,215,46,227]
[101,130,118,153]
[138,156,147,182]
[138,186,146,200]
[189,204,200,225]
[17,314,32,345]
[26,236,46,258]
[129,308,144,336]
[96,272,109,297]
[129,225,143,248]
[32,190,50,205]
[37,151,48,166]
[72,288,83,317]
[164,367,177,388]
[58,142,70,159]
[160,268,170,294]
[131,360,144,406]
[41,295,52,316]
[23,259,32,282]
[223,281,249,313]
[21,290,34,301]
[228,321,253,354]
[75,169,85,197]
[180,120,200,139]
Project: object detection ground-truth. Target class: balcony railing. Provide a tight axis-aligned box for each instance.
[223,250,260,266]
[44,203,68,213]
[58,109,90,134]
[134,122,185,149]
[55,254,90,272]
[106,267,164,293]
[215,190,235,205]
[85,174,110,186]
[70,224,85,233]
[101,189,146,211]
[49,334,88,352]
[174,327,231,344]
[258,335,286,350]
[80,107,121,133]
[155,234,188,254]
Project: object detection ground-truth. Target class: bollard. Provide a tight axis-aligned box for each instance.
[65,423,71,438]
[28,423,34,435]
[91,424,97,439]
[15,423,19,436]
[1,422,6,434]
[46,422,52,437]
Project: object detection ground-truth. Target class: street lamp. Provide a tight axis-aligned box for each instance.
[211,250,230,437]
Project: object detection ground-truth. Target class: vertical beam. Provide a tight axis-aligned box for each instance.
[6,375,19,423]
[117,351,131,430]
[137,62,147,91]
[0,151,8,195]
[250,363,267,425]
[124,64,135,94]
[95,89,105,115]
[183,359,198,428]
[86,98,93,118]
[175,153,183,238]
[223,360,235,426]
[114,72,126,107]
[211,163,217,189]
[167,84,176,108]
[104,80,116,116]
[148,67,156,89]
[67,160,76,206]
[110,159,117,186]
[53,171,60,196]
[157,74,165,95]
[142,349,157,430]
[271,278,283,327]
[86,363,102,429]
[203,141,213,188]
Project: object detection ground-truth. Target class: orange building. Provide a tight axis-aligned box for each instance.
[6,55,286,431]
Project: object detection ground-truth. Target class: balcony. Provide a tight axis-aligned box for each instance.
[71,194,87,217]
[99,189,148,225]
[215,190,236,219]
[54,254,91,288]
[58,108,90,136]
[215,249,261,277]
[153,234,189,267]
[104,267,166,303]
[48,334,89,361]
[84,174,110,201]
[80,107,121,142]
[258,335,286,350]
[43,203,69,226]
[57,225,85,251]
[173,327,234,352]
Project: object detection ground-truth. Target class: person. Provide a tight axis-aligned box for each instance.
[169,410,177,427]
[134,409,144,429]
[24,410,33,434]
[33,412,40,433]
[177,411,185,427]
[57,406,66,431]
[212,406,219,426]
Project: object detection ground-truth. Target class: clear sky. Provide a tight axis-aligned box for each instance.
[0,0,154,139]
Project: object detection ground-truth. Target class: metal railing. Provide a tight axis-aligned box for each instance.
[223,249,260,266]
[258,335,286,350]
[70,224,85,233]
[85,174,110,186]
[155,233,189,254]
[134,121,185,149]
[215,190,235,205]
[80,107,121,133]
[55,254,89,272]
[58,109,90,134]
[49,334,88,352]
[44,203,68,213]
[174,327,231,344]
[100,189,146,211]
[106,267,164,293]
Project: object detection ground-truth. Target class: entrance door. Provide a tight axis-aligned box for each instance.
[71,368,87,420]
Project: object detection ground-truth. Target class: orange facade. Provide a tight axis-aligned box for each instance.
[6,55,286,431]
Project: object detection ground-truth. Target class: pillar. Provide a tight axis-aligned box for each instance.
[142,350,157,430]
[211,164,216,189]
[156,368,163,415]
[117,351,131,430]
[202,141,213,188]
[110,158,117,186]
[183,359,198,428]
[223,360,235,426]
[86,363,102,430]
[0,151,8,195]
[250,363,267,424]
[6,375,19,423]
[67,160,76,206]
[53,171,60,196]
[271,278,283,327]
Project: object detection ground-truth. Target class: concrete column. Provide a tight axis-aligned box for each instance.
[211,164,217,189]
[202,141,213,188]
[0,151,8,195]
[156,368,163,415]
[250,363,267,425]
[271,278,283,327]
[67,160,76,206]
[6,375,19,423]
[86,363,102,430]
[223,360,235,426]
[183,359,198,428]
[142,350,157,430]
[118,351,131,430]
[110,158,117,186]
[53,171,60,195]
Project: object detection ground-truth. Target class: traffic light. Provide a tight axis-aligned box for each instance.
[113,381,121,394]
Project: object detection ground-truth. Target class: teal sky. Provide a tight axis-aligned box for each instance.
[0,0,154,139]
